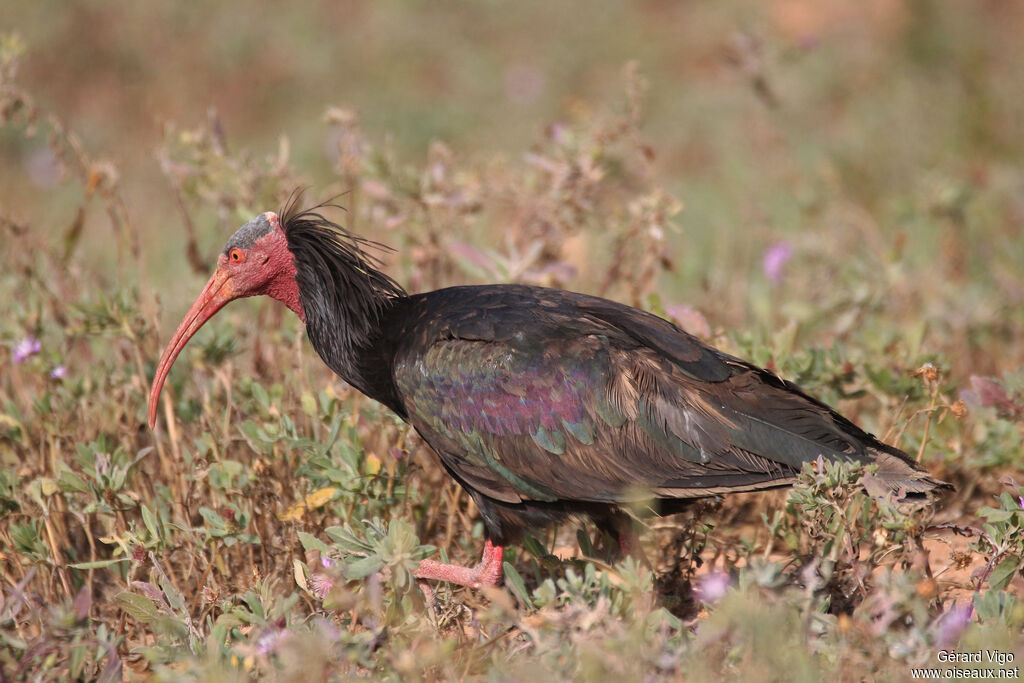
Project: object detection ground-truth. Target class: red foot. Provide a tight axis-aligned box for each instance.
[413,539,504,589]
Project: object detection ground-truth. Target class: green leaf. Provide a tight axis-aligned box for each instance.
[114,591,161,624]
[69,642,86,678]
[503,562,534,609]
[141,504,160,540]
[57,468,89,494]
[238,420,263,447]
[69,558,130,570]
[989,556,1021,591]
[251,382,270,412]
[297,531,331,553]
[214,613,245,630]
[198,507,226,529]
[325,525,372,553]
[998,492,1019,510]
[523,535,547,559]
[319,413,344,457]
[978,505,1016,523]
[345,555,384,579]
[973,589,1020,622]
[158,571,186,612]
[0,630,27,651]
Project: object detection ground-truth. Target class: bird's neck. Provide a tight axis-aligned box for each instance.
[291,259,403,406]
[304,287,392,383]
[279,215,407,406]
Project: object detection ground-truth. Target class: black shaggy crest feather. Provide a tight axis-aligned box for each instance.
[280,197,406,384]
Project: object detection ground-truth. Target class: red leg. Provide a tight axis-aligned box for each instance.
[607,513,652,569]
[413,539,505,588]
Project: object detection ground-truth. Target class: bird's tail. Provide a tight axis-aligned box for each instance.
[864,444,953,496]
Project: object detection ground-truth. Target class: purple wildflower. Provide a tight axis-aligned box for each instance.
[50,365,68,380]
[547,121,568,144]
[762,242,793,284]
[255,627,289,655]
[309,572,335,599]
[695,571,730,604]
[12,336,41,364]
[935,603,973,648]
[1018,495,1024,510]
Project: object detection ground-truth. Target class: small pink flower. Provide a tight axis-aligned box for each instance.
[762,242,793,284]
[695,571,730,604]
[935,603,973,648]
[50,365,68,380]
[309,572,335,599]
[12,336,41,364]
[255,627,289,655]
[666,305,711,338]
[547,121,568,144]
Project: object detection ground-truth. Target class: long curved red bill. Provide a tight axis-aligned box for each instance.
[148,267,236,428]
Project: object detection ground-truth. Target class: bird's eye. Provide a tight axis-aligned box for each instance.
[229,249,243,262]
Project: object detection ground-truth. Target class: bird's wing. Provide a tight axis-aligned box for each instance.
[390,288,939,505]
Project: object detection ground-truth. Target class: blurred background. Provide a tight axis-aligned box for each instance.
[2,0,1023,451]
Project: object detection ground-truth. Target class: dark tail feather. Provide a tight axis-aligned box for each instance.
[866,445,953,496]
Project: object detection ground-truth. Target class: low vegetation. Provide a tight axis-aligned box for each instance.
[2,9,1023,680]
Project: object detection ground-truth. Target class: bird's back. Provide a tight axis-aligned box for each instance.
[375,284,946,540]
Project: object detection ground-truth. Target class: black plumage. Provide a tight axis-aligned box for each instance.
[280,204,948,547]
[149,199,949,587]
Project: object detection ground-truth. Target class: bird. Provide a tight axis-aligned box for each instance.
[148,199,949,589]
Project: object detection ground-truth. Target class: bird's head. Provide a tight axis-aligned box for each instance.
[148,211,303,428]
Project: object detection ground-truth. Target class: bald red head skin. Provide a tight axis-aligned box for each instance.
[148,212,304,427]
